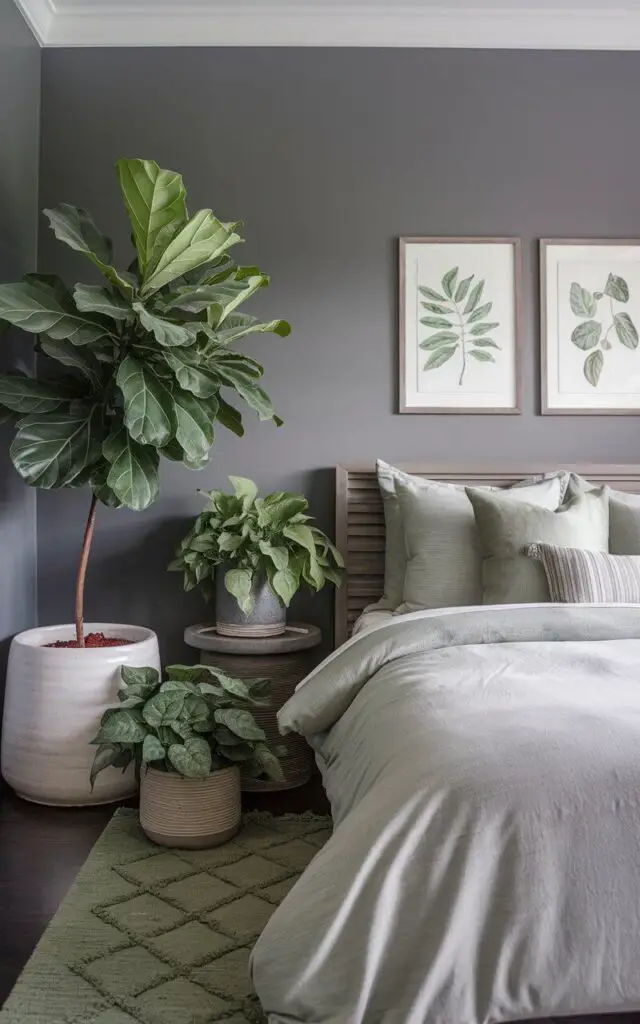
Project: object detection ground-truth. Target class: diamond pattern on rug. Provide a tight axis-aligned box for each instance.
[0,809,331,1024]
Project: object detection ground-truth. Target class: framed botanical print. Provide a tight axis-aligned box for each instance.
[399,236,522,414]
[541,239,640,414]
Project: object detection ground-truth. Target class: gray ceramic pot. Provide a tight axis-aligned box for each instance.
[215,567,286,637]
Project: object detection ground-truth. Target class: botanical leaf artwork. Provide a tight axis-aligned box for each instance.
[418,268,500,385]
[569,273,638,387]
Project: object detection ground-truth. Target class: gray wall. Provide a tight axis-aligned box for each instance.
[38,47,640,660]
[0,0,40,672]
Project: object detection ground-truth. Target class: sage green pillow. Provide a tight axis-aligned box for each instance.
[466,486,610,604]
[394,471,568,612]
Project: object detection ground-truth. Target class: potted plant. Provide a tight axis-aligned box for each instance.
[90,662,282,847]
[169,476,344,638]
[0,158,290,806]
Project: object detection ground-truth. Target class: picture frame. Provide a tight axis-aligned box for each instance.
[399,236,522,414]
[541,239,640,415]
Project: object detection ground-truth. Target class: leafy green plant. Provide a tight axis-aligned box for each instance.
[0,159,290,645]
[569,273,638,387]
[90,662,283,786]
[169,475,344,612]
[418,267,500,385]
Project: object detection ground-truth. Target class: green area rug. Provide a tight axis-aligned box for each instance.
[0,808,331,1024]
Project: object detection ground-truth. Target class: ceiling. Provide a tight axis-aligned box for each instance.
[15,0,640,48]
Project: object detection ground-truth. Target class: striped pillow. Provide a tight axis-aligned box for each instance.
[525,543,640,603]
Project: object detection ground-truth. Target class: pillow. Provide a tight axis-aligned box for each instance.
[393,471,569,612]
[466,486,610,604]
[526,543,640,603]
[568,474,640,553]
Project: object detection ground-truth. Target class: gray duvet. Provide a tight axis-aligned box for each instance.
[250,606,640,1024]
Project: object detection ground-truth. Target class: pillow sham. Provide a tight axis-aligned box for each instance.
[526,543,640,603]
[393,470,569,612]
[568,474,640,553]
[466,486,609,604]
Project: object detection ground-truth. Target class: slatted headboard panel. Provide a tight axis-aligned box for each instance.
[335,463,640,647]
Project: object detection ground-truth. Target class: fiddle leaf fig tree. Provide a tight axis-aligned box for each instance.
[0,158,290,647]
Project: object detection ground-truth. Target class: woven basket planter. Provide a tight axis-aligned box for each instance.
[139,765,241,849]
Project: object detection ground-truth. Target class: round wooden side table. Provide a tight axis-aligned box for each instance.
[184,622,322,792]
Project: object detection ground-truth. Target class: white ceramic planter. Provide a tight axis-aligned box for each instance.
[1,623,160,807]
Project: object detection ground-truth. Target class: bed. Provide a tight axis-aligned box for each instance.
[251,464,640,1024]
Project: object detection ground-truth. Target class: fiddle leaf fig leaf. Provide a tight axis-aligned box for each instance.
[172,387,215,462]
[141,210,243,297]
[132,302,195,348]
[103,425,160,510]
[0,374,76,415]
[39,336,104,389]
[116,355,175,447]
[0,280,115,346]
[116,158,187,276]
[43,204,134,297]
[10,406,104,489]
[215,395,244,437]
[73,284,131,321]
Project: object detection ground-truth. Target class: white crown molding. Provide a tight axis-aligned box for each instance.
[13,0,55,44]
[15,1,640,50]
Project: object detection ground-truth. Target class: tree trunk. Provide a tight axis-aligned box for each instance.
[75,494,98,647]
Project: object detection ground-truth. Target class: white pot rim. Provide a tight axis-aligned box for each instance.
[12,623,157,653]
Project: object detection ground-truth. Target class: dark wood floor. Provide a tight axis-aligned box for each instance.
[0,776,328,1007]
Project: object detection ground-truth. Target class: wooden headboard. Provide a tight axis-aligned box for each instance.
[334,463,640,647]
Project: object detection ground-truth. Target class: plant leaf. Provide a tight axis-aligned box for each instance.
[172,387,215,462]
[43,204,133,297]
[133,301,195,348]
[469,350,495,363]
[141,211,243,297]
[466,302,493,324]
[214,360,277,423]
[96,709,147,744]
[116,158,187,276]
[167,736,212,778]
[420,302,452,315]
[10,406,103,488]
[584,348,604,387]
[73,284,131,321]
[142,691,185,728]
[215,395,244,437]
[604,273,629,303]
[441,267,458,299]
[463,279,485,315]
[0,374,76,415]
[420,316,453,329]
[214,707,266,741]
[454,275,473,303]
[163,347,219,399]
[271,567,298,606]
[423,346,457,371]
[419,332,459,349]
[117,355,175,447]
[0,280,114,346]
[469,322,499,336]
[472,338,500,349]
[120,665,160,692]
[569,282,597,318]
[258,540,289,571]
[418,285,447,302]
[229,475,258,507]
[250,743,285,781]
[214,314,291,345]
[103,425,160,510]
[39,336,104,389]
[571,320,601,351]
[90,744,121,789]
[206,274,269,327]
[142,733,165,765]
[224,567,254,614]
[614,312,639,349]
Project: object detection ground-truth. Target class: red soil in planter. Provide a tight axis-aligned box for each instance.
[44,632,134,649]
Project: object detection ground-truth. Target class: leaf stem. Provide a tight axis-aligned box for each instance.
[456,304,466,386]
[75,493,98,647]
